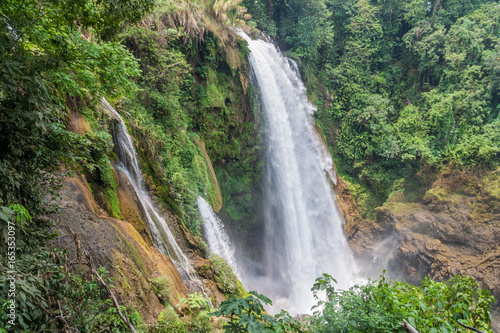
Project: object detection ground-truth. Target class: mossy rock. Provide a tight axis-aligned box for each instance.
[384,202,421,216]
[483,173,500,200]
[209,255,245,297]
[196,263,213,279]
[424,186,450,204]
[89,163,122,219]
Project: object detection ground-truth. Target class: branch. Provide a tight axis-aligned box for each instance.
[55,299,76,333]
[165,61,185,68]
[399,319,420,333]
[160,61,187,77]
[86,258,137,333]
[28,261,81,272]
[454,320,487,333]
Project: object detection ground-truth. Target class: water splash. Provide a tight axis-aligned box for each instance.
[197,197,239,275]
[236,30,357,314]
[101,98,202,292]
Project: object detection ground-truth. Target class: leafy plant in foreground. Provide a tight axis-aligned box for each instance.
[178,293,214,333]
[213,291,304,332]
[310,273,495,333]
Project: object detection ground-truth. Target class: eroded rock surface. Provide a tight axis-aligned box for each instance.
[340,172,500,329]
[48,174,225,323]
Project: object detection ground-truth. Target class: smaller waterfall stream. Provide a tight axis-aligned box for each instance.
[101,98,201,291]
[197,197,239,275]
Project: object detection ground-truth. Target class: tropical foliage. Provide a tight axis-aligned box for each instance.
[1,0,499,331]
[244,0,500,213]
[213,291,304,332]
[310,274,495,333]
[213,275,495,332]
[0,0,151,213]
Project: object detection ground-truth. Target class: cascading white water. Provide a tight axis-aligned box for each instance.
[237,31,357,314]
[197,197,239,275]
[101,98,201,291]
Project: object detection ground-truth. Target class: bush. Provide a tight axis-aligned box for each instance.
[149,304,188,333]
[152,276,174,304]
[310,274,496,333]
[190,310,213,333]
[213,291,304,332]
[178,293,214,333]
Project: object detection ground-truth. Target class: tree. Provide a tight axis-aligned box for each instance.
[0,0,151,212]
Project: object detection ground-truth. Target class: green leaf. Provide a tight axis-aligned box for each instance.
[0,210,10,222]
[250,291,272,306]
[218,297,250,317]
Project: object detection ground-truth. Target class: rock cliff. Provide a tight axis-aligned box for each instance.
[48,172,226,323]
[340,169,500,329]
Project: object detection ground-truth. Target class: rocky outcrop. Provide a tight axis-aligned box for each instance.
[48,172,226,323]
[374,199,499,293]
[340,170,500,329]
[49,175,189,322]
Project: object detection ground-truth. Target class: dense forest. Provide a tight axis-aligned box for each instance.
[244,0,499,214]
[0,0,498,332]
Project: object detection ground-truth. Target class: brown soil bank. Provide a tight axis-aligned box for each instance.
[340,169,500,328]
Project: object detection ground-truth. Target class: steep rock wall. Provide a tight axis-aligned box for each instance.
[339,170,500,328]
[49,170,229,323]
[50,175,189,322]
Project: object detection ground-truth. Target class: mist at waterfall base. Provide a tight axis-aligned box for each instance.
[102,99,202,292]
[233,31,357,315]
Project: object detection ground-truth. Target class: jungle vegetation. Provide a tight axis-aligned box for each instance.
[244,0,500,215]
[0,0,498,331]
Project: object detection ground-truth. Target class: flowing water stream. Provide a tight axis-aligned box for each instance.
[101,98,202,292]
[197,197,239,276]
[237,31,357,314]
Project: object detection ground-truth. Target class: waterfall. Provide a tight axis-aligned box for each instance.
[287,58,301,80]
[101,98,201,291]
[236,31,357,314]
[197,197,239,275]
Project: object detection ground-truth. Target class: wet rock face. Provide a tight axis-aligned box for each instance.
[383,206,496,294]
[342,173,500,326]
[49,175,189,322]
[49,173,229,322]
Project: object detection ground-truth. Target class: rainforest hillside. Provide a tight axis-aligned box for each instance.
[1,0,260,330]
[0,0,499,332]
[245,0,500,212]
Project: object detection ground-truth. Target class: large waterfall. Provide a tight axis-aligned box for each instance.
[101,98,201,291]
[237,31,357,314]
